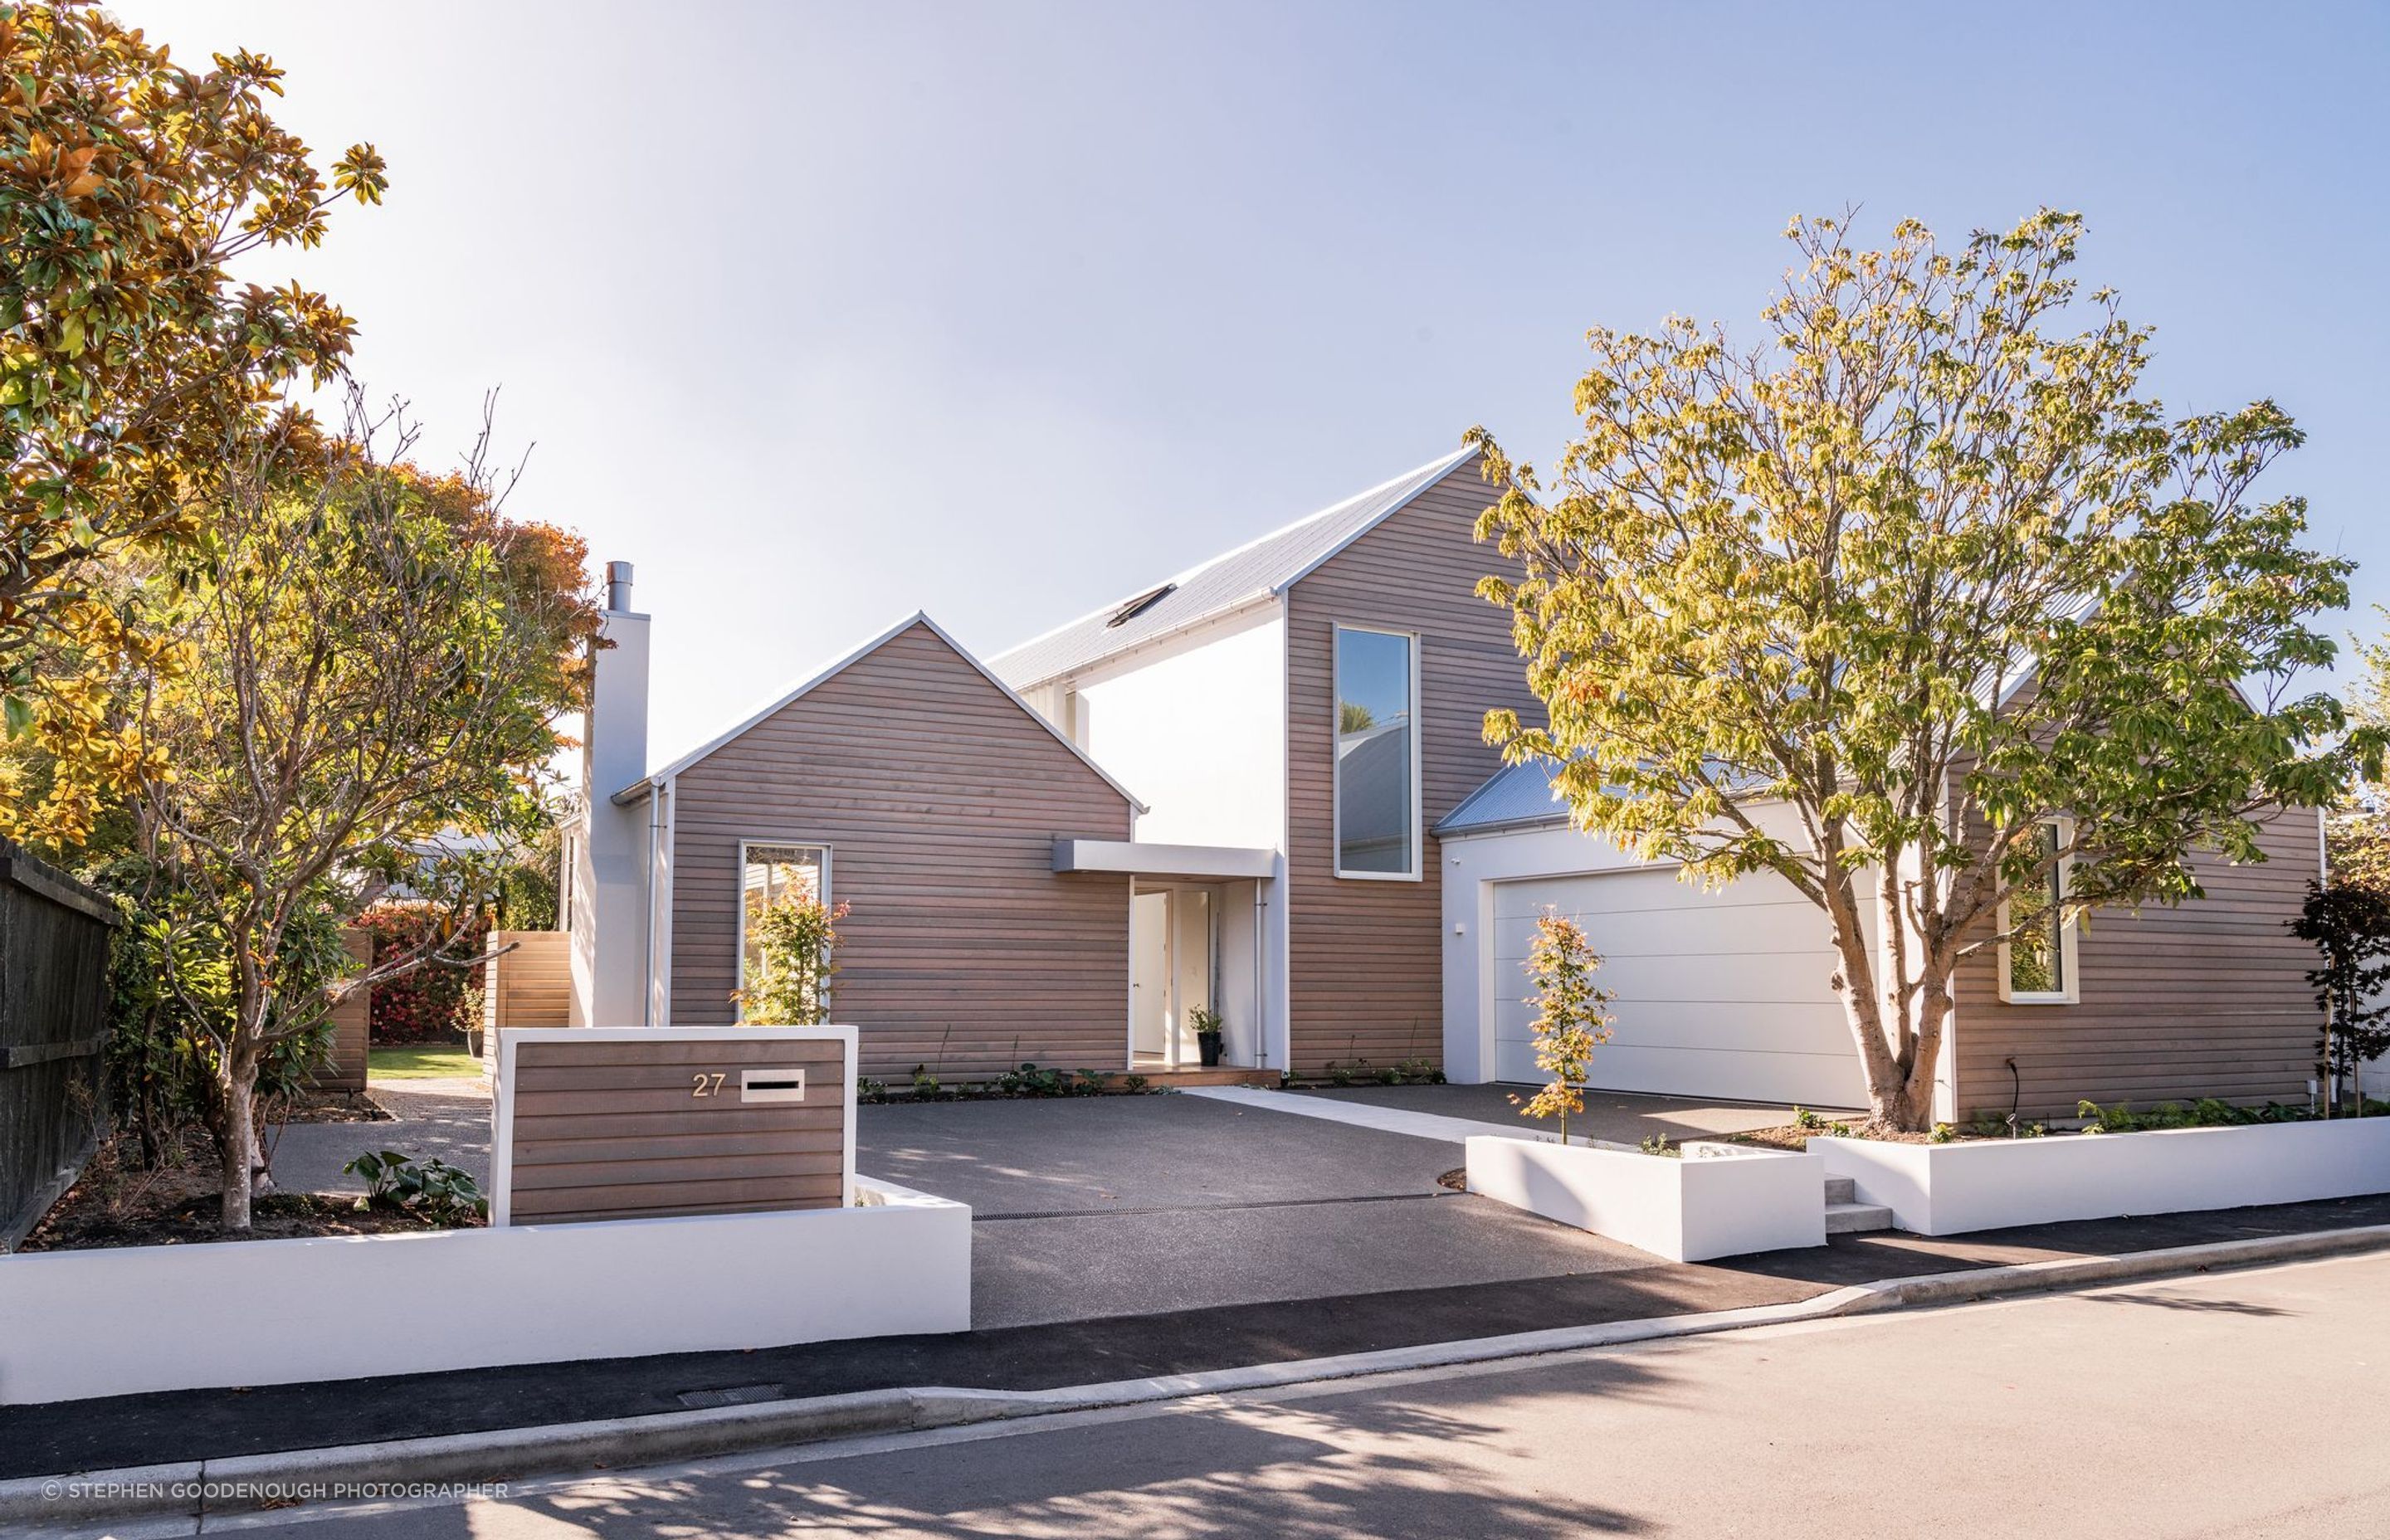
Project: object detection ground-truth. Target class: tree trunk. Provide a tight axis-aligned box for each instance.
[1824,874,1920,1127]
[1895,962,1956,1131]
[1832,946,1953,1133]
[219,1069,256,1231]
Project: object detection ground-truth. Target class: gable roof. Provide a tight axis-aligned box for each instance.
[612,612,1147,811]
[992,446,1482,690]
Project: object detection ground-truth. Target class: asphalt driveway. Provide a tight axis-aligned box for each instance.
[856,1093,1456,1216]
[269,1082,1707,1334]
[860,1094,1654,1328]
[268,1079,494,1196]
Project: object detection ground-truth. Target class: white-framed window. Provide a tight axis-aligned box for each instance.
[738,841,831,994]
[1997,817,2077,1005]
[1333,624,1421,880]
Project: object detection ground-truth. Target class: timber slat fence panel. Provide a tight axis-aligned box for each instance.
[312,928,373,1093]
[0,839,117,1251]
[480,930,570,1072]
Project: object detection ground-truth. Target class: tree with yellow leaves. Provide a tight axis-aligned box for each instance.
[0,1,387,837]
[1511,911,1612,1148]
[120,397,598,1231]
[1472,211,2377,1131]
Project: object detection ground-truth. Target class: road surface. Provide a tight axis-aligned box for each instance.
[46,1250,2390,1539]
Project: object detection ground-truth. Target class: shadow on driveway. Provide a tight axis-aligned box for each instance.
[1289,1081,1827,1143]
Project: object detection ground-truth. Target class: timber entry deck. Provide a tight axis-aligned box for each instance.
[1117,1066,1280,1089]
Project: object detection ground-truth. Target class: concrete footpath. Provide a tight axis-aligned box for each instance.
[5,1191,2387,1490]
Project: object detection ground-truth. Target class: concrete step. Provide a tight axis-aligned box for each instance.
[1823,1176,1856,1205]
[1826,1199,1894,1235]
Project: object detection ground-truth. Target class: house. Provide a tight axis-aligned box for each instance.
[1435,761,2329,1123]
[562,446,2329,1115]
[989,446,1538,1077]
[565,575,1143,1079]
[564,447,1535,1079]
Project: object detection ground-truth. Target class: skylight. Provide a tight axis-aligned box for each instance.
[1105,582,1176,628]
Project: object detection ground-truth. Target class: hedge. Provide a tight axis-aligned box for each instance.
[356,904,490,1045]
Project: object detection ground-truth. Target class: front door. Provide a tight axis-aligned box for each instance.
[1130,889,1173,1065]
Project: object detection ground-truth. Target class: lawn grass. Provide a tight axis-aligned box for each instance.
[368,1043,484,1080]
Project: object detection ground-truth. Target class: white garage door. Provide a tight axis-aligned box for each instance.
[1491,866,1867,1108]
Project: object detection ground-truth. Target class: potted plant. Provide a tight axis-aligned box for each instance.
[1189,1004,1226,1067]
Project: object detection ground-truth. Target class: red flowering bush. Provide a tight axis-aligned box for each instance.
[357,904,490,1045]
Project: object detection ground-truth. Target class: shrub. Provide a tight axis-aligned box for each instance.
[356,904,487,1044]
[344,1150,487,1223]
[1513,912,1614,1147]
[2075,1097,2310,1133]
[732,894,846,1026]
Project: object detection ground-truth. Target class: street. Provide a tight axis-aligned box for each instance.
[141,1250,2388,1540]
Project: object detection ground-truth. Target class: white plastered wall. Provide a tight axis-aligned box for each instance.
[1072,608,1285,850]
[1041,605,1293,1070]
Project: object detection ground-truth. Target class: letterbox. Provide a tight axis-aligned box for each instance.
[490,1026,857,1226]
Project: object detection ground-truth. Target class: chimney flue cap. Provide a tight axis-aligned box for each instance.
[605,560,635,611]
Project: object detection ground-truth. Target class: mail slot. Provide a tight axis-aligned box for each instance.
[491,1026,856,1226]
[741,1067,807,1103]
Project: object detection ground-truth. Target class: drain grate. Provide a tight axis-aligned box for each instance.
[676,1382,785,1410]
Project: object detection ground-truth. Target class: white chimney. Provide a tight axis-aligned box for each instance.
[568,559,656,1027]
[584,563,650,805]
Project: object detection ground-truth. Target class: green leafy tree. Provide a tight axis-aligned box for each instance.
[2289,880,2390,1115]
[1471,210,2375,1130]
[733,893,848,1026]
[120,398,596,1230]
[0,2,388,833]
[2327,609,2390,889]
[1511,911,1612,1146]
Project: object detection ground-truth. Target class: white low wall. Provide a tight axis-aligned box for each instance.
[1466,1135,1825,1262]
[0,1178,968,1406]
[1812,1118,2390,1237]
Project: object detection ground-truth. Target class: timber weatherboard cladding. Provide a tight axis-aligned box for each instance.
[1283,455,1539,1074]
[1950,808,2328,1121]
[501,1033,848,1223]
[666,621,1135,1079]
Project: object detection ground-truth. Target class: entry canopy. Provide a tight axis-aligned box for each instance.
[1051,839,1276,881]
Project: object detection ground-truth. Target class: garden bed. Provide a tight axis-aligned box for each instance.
[22,1120,443,1254]
[278,1086,393,1123]
[1466,1134,1825,1262]
[1812,1115,2390,1235]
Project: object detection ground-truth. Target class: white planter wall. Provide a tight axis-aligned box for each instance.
[1466,1135,1825,1262]
[1812,1118,2390,1236]
[0,1179,968,1406]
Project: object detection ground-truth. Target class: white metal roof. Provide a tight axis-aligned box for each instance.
[991,446,1481,690]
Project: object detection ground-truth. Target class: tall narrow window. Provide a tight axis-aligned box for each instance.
[740,842,829,991]
[2000,819,2075,1003]
[1334,626,1418,878]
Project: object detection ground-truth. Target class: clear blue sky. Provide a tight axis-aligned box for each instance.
[158,1,2390,764]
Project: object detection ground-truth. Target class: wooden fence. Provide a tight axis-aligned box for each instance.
[0,840,117,1251]
[312,929,374,1094]
[480,930,571,1072]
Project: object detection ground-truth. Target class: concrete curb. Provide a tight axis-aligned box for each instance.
[7,1221,2387,1528]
